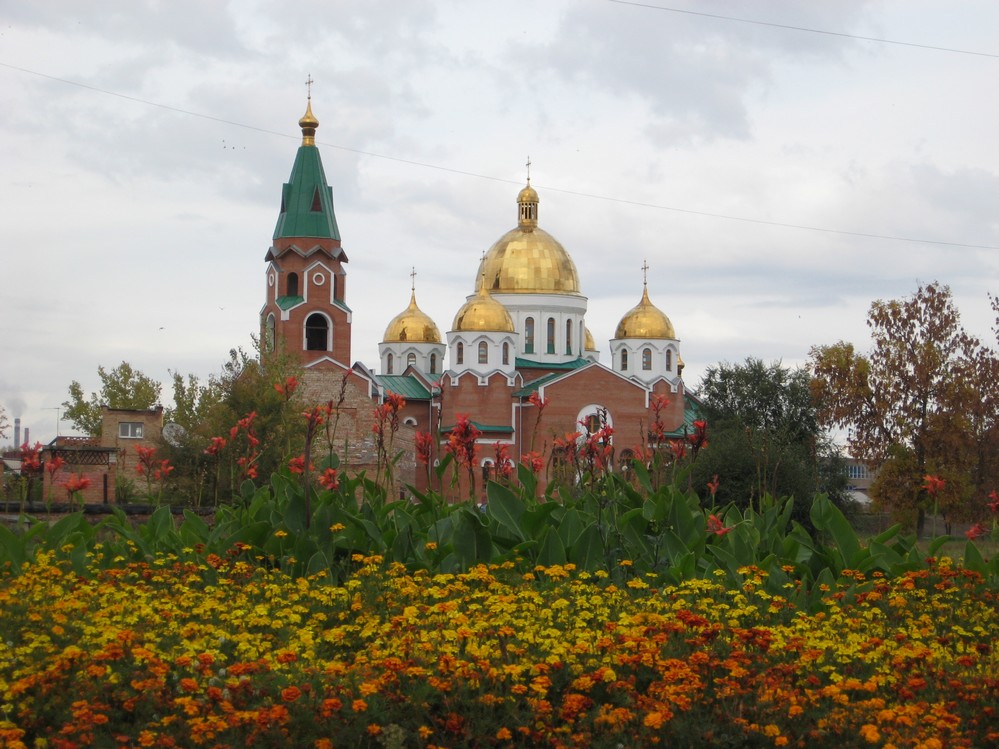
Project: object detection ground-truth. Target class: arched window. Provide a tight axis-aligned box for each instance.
[620,349,629,371]
[642,348,652,370]
[386,353,394,374]
[565,319,573,355]
[305,313,329,351]
[287,272,299,297]
[524,317,535,354]
[482,459,494,483]
[430,352,438,374]
[502,342,510,365]
[478,341,488,364]
[265,313,276,352]
[407,353,416,368]
[456,342,464,365]
[665,350,673,370]
[546,317,555,354]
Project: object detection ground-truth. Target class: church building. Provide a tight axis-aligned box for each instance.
[260,96,697,499]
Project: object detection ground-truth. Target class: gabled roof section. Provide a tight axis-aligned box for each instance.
[515,356,589,371]
[514,360,643,397]
[377,375,432,400]
[441,420,515,435]
[273,144,341,241]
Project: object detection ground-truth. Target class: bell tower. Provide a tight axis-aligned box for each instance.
[261,81,351,368]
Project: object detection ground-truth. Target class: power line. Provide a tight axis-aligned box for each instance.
[2,60,997,251]
[607,0,999,59]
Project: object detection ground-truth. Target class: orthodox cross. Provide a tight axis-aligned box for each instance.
[642,259,650,287]
[410,266,417,291]
[305,74,314,99]
[526,156,532,184]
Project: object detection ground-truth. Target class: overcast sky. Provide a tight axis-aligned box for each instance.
[2,0,997,445]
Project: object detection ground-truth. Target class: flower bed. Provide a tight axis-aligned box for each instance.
[1,553,996,748]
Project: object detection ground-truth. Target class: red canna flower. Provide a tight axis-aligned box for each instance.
[521,451,544,475]
[687,420,708,451]
[64,473,92,498]
[415,431,435,466]
[274,375,299,397]
[153,460,174,482]
[318,468,339,490]
[493,442,514,479]
[669,439,687,461]
[707,474,720,498]
[986,490,998,514]
[45,455,65,479]
[204,436,227,456]
[528,392,549,413]
[922,474,946,496]
[135,445,157,477]
[707,513,732,536]
[965,522,988,541]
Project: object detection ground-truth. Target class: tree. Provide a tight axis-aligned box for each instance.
[809,281,989,532]
[0,404,9,442]
[692,358,846,520]
[63,362,162,437]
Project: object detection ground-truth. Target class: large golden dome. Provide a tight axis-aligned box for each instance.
[453,286,515,333]
[584,326,597,352]
[383,291,441,344]
[615,286,676,339]
[474,182,581,295]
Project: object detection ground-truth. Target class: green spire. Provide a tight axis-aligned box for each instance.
[272,100,341,241]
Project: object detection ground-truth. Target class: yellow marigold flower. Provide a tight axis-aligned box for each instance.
[329,523,345,532]
[274,530,288,538]
[418,726,433,739]
[425,542,438,551]
[602,668,616,683]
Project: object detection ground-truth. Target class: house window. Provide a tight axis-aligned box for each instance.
[407,353,416,368]
[386,353,394,374]
[524,317,535,354]
[565,319,573,355]
[665,349,673,370]
[456,342,464,365]
[502,342,510,365]
[287,272,299,297]
[642,348,652,370]
[482,459,494,483]
[620,349,628,370]
[118,422,144,439]
[430,353,438,374]
[305,313,329,351]
[478,341,488,364]
[546,318,555,354]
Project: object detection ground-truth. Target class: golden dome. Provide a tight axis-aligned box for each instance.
[584,326,597,352]
[383,291,442,344]
[299,99,319,146]
[453,285,515,333]
[474,182,581,295]
[615,286,676,339]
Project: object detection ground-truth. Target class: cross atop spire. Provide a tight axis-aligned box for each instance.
[642,259,650,288]
[525,156,532,185]
[305,74,314,100]
[410,266,417,292]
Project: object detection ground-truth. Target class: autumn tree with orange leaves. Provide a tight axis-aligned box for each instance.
[809,282,999,533]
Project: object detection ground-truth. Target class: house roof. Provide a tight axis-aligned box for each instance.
[272,112,341,241]
[377,375,432,400]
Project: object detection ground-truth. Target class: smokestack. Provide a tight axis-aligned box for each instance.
[24,427,29,447]
[14,418,20,448]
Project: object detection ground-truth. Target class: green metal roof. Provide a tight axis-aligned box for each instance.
[276,295,304,310]
[515,357,589,371]
[273,144,341,240]
[441,420,514,434]
[377,375,432,400]
[513,371,566,398]
[662,395,706,439]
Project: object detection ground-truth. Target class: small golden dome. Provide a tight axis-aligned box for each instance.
[453,286,515,333]
[615,286,676,339]
[475,183,581,295]
[383,291,442,344]
[584,326,597,352]
[299,99,319,146]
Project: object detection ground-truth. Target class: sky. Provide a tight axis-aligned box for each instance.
[2,0,998,445]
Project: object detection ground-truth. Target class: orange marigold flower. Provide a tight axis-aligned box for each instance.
[496,727,513,740]
[367,724,382,736]
[352,699,368,712]
[281,686,302,703]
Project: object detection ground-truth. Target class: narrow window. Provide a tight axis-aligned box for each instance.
[482,460,494,483]
[456,342,464,365]
[311,187,322,212]
[478,341,488,364]
[265,313,276,352]
[524,317,535,354]
[642,348,652,370]
[287,272,299,297]
[620,349,629,370]
[386,353,394,374]
[407,353,416,368]
[665,350,673,370]
[565,319,573,355]
[546,317,555,354]
[305,313,329,351]
[430,353,438,374]
[502,342,510,365]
